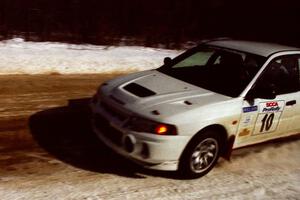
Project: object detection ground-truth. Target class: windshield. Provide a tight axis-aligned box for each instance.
[158,46,266,97]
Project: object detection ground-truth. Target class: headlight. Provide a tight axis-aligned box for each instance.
[124,117,177,135]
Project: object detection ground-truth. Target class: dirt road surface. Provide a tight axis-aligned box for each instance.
[0,74,299,200]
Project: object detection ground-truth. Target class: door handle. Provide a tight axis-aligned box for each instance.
[286,100,296,106]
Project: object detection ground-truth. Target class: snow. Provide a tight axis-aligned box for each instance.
[0,38,181,75]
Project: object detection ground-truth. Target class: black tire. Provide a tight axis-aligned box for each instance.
[178,130,222,179]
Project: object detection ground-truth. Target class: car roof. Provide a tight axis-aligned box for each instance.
[205,40,300,57]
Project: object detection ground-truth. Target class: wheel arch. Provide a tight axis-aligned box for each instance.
[181,124,235,161]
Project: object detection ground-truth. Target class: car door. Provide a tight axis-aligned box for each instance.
[235,55,300,147]
[289,56,300,134]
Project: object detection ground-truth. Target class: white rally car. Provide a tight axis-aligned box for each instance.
[90,39,300,178]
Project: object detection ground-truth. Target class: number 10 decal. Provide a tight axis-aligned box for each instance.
[260,113,274,132]
[253,101,284,135]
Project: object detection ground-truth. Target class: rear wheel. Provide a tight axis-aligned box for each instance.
[179,130,222,179]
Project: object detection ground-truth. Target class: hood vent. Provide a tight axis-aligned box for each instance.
[123,83,156,97]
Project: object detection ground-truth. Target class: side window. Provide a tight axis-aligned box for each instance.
[212,51,245,66]
[259,55,300,95]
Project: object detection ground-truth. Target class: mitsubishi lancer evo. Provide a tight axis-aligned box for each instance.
[90,40,300,178]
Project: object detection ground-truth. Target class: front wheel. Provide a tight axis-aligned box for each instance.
[179,130,221,179]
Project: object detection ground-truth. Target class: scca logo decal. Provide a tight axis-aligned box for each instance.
[266,102,278,107]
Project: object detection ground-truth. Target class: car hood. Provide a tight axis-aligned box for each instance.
[100,70,231,117]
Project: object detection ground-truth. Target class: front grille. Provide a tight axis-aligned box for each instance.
[110,95,125,105]
[100,101,127,122]
[94,114,123,146]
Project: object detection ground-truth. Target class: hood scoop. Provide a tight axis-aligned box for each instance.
[123,83,156,97]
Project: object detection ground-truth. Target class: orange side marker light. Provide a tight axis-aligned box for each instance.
[155,125,168,134]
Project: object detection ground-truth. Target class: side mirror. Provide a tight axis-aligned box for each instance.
[163,57,172,65]
[245,84,276,101]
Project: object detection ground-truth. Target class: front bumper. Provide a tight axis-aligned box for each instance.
[90,99,189,171]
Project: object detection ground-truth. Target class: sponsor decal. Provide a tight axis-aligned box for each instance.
[243,115,252,125]
[239,128,250,137]
[262,101,280,112]
[262,106,280,112]
[266,102,278,107]
[259,101,284,113]
[243,105,258,113]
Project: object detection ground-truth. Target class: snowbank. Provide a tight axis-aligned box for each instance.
[0,38,181,74]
